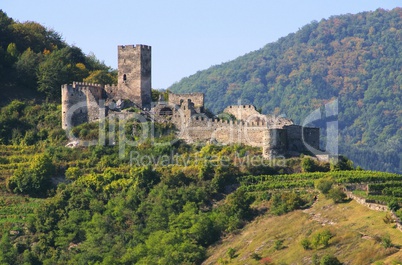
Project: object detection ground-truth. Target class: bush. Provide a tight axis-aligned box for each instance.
[227,248,236,259]
[330,156,354,171]
[320,254,343,265]
[311,229,333,249]
[301,157,317,172]
[327,186,347,203]
[274,239,284,250]
[315,178,333,194]
[381,234,393,249]
[301,237,311,250]
[269,192,304,215]
[251,253,261,260]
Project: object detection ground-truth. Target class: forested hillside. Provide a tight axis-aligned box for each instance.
[0,10,116,103]
[169,8,402,173]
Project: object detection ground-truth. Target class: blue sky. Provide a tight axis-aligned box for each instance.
[1,0,401,89]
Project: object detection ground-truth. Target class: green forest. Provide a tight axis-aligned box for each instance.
[169,8,402,174]
[0,10,116,103]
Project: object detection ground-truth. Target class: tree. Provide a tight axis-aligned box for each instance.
[37,47,87,100]
[84,70,117,85]
[15,48,41,89]
[301,157,317,172]
[330,156,354,171]
[0,10,14,48]
[0,233,18,265]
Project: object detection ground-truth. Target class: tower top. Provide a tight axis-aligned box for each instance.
[118,44,151,50]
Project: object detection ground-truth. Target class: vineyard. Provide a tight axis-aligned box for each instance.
[239,171,402,204]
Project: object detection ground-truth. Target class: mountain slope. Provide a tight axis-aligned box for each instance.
[169,8,402,173]
[202,197,402,265]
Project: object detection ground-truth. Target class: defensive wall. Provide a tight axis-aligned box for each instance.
[168,92,204,108]
[61,82,104,130]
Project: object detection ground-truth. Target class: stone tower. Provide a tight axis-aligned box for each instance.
[117,44,152,109]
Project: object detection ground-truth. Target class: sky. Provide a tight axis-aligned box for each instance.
[1,0,401,89]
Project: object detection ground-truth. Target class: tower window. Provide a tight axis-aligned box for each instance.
[123,74,127,81]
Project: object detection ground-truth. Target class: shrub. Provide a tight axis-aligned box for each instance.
[381,233,393,249]
[320,254,343,265]
[251,253,261,260]
[274,239,284,250]
[260,257,274,265]
[301,157,317,172]
[269,192,304,215]
[327,186,347,203]
[311,229,333,249]
[227,248,236,259]
[315,178,333,194]
[301,237,311,250]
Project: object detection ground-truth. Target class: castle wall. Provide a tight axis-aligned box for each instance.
[168,92,204,108]
[61,82,104,129]
[117,45,152,109]
[285,125,320,153]
[223,105,263,121]
[179,116,268,147]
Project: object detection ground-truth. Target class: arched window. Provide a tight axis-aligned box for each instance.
[123,74,127,81]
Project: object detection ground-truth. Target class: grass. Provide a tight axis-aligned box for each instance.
[203,197,402,265]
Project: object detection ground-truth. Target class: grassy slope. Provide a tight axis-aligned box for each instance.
[203,197,402,265]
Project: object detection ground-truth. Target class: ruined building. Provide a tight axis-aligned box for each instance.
[61,44,322,158]
[62,44,152,130]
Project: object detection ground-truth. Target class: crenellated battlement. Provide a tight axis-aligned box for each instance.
[62,82,104,92]
[188,115,268,127]
[104,84,118,93]
[226,104,256,110]
[118,44,151,50]
[72,81,103,88]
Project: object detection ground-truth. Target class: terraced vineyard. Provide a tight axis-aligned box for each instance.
[239,170,402,204]
[0,145,44,189]
[0,145,46,229]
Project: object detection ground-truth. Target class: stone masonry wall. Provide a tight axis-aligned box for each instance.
[168,92,204,108]
[180,116,268,147]
[116,45,152,109]
[61,82,104,129]
[223,105,262,121]
[285,125,320,153]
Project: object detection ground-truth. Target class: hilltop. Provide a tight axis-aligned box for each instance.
[0,9,116,105]
[169,8,402,173]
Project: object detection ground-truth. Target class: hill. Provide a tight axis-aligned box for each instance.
[169,8,402,173]
[0,10,116,105]
[2,139,402,263]
[203,197,402,265]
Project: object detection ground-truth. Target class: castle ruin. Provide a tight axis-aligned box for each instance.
[61,44,322,158]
